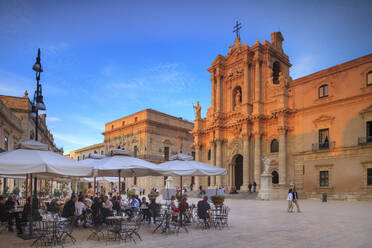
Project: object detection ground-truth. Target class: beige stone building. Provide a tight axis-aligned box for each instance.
[69,109,195,193]
[192,32,372,199]
[0,91,63,194]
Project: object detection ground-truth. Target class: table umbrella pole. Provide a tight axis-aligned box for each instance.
[93,176,97,196]
[25,174,28,201]
[118,170,121,212]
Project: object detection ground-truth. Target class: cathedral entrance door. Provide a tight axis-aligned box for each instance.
[233,154,243,190]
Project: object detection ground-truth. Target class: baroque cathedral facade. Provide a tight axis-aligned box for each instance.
[192,32,372,200]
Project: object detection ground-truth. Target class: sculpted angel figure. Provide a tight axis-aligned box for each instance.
[262,157,271,174]
[193,100,201,119]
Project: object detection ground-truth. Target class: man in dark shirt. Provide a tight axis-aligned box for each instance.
[197,195,211,223]
[0,196,10,229]
[62,195,77,218]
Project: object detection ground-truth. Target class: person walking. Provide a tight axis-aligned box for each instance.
[253,182,257,192]
[292,187,301,212]
[287,188,294,213]
[248,183,252,193]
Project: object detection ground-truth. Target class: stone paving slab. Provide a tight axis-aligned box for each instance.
[2,199,371,248]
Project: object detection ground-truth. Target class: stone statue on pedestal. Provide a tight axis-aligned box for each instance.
[262,157,271,174]
[193,100,201,119]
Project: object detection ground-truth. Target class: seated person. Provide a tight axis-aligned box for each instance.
[111,196,120,213]
[91,197,104,225]
[74,197,87,227]
[170,196,179,222]
[229,186,238,194]
[197,195,211,224]
[0,196,11,231]
[148,198,160,223]
[102,195,113,217]
[140,197,150,222]
[85,195,93,208]
[178,197,190,222]
[62,195,77,218]
[125,194,139,219]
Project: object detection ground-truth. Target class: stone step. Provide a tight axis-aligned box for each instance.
[187,190,258,200]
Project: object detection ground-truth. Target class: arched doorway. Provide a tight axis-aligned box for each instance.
[233,154,243,190]
[272,170,279,184]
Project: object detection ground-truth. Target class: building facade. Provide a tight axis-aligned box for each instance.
[0,91,63,194]
[192,32,372,199]
[69,109,195,193]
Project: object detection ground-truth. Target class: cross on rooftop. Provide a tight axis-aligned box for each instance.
[233,21,242,39]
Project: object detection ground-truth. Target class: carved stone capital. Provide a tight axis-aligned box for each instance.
[278,126,288,135]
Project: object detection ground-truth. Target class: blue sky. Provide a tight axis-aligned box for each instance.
[0,0,371,154]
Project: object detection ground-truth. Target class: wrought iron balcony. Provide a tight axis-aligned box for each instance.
[312,141,335,152]
[358,137,372,146]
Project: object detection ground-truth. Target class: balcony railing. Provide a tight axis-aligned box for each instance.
[358,137,372,146]
[312,141,335,152]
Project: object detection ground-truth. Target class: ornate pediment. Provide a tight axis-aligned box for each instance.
[313,115,335,128]
[211,54,226,67]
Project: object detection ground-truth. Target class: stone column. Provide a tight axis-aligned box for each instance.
[215,140,222,187]
[216,69,222,113]
[240,137,250,191]
[278,128,287,184]
[211,72,216,111]
[255,60,261,102]
[210,141,216,187]
[194,145,201,190]
[254,133,261,186]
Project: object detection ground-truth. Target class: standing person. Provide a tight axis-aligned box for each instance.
[253,182,257,192]
[248,183,252,193]
[292,187,301,212]
[287,188,293,213]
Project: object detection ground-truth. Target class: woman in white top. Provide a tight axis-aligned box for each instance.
[287,188,293,213]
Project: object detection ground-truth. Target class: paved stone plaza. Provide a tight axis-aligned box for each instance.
[4,198,372,248]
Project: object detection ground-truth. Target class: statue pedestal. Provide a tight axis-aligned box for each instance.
[258,172,272,200]
[166,177,175,189]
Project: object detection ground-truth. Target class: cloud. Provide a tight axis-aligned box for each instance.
[53,132,92,147]
[109,63,194,94]
[46,117,60,122]
[76,116,104,131]
[291,55,319,79]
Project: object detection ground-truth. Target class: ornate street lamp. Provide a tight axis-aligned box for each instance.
[30,48,46,196]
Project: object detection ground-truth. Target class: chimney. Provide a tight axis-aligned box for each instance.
[271,32,284,51]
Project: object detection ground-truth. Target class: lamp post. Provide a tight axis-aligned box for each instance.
[30,48,46,196]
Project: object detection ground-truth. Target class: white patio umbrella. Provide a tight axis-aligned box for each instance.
[80,149,162,206]
[0,140,93,177]
[157,153,227,177]
[156,153,227,232]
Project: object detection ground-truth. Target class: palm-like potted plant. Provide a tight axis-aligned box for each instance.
[211,195,225,206]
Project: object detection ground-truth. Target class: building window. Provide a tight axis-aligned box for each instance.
[367,121,372,143]
[319,128,330,149]
[319,84,328,98]
[111,125,114,130]
[134,146,138,157]
[272,61,280,84]
[191,151,195,160]
[208,150,211,160]
[367,168,372,186]
[122,121,125,126]
[101,151,104,155]
[77,156,80,161]
[83,154,85,159]
[134,117,138,123]
[134,176,137,185]
[272,170,279,184]
[320,171,329,187]
[367,71,372,86]
[270,139,279,153]
[164,146,169,161]
[4,136,8,151]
